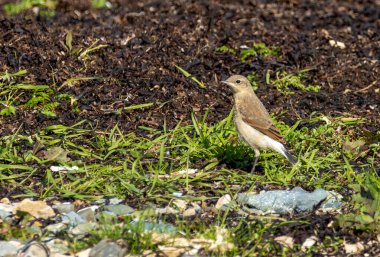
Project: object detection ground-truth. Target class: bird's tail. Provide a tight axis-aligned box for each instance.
[283,149,297,164]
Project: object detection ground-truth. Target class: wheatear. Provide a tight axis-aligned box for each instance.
[222,75,297,172]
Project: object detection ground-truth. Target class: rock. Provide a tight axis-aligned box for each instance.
[76,248,91,257]
[18,241,49,257]
[53,203,75,214]
[0,203,14,212]
[172,199,188,211]
[46,223,68,234]
[0,240,23,256]
[46,239,70,254]
[14,199,56,219]
[275,235,294,248]
[77,206,98,223]
[329,39,346,49]
[130,221,177,234]
[0,209,12,220]
[344,242,364,254]
[215,194,232,210]
[301,236,318,251]
[108,197,124,205]
[0,198,10,204]
[237,187,328,214]
[89,240,126,257]
[155,207,178,215]
[70,223,99,237]
[320,191,343,210]
[182,208,197,217]
[104,204,134,216]
[62,211,85,227]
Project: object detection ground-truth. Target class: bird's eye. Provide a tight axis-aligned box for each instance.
[236,80,241,84]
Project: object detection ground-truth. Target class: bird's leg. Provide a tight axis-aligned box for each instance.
[251,148,260,172]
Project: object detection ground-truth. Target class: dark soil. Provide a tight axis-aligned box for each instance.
[0,0,379,135]
[0,0,379,254]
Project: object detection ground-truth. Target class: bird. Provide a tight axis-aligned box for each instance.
[221,75,297,172]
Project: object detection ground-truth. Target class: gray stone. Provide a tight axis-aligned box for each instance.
[94,199,107,205]
[108,197,124,205]
[18,242,49,257]
[320,191,343,210]
[237,187,328,214]
[104,204,134,216]
[77,206,98,223]
[129,221,176,234]
[46,223,68,234]
[0,203,14,213]
[46,239,70,254]
[61,211,85,227]
[70,223,99,237]
[0,210,12,220]
[0,240,23,256]
[53,203,75,214]
[89,240,126,257]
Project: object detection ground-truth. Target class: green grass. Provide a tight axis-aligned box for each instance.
[0,107,379,254]
[1,68,379,254]
[3,0,109,15]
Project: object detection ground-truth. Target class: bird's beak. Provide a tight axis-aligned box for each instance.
[221,81,233,87]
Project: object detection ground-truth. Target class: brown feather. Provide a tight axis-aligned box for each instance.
[236,96,284,143]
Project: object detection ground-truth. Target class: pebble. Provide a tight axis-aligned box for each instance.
[215,194,232,210]
[237,187,332,214]
[89,240,126,257]
[61,211,85,227]
[70,223,99,237]
[182,208,197,217]
[19,241,49,257]
[77,206,98,223]
[14,199,56,219]
[104,204,134,216]
[53,203,75,214]
[0,240,23,256]
[108,197,124,205]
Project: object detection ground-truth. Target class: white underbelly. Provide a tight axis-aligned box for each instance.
[235,119,285,155]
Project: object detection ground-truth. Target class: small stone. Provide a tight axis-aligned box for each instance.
[172,199,188,211]
[215,194,231,210]
[301,236,318,251]
[108,197,124,205]
[155,207,178,215]
[104,204,134,216]
[0,203,14,212]
[182,208,197,217]
[275,235,294,248]
[0,209,12,220]
[94,199,107,205]
[76,248,91,257]
[14,199,56,219]
[0,240,23,256]
[70,223,99,237]
[19,242,49,257]
[53,203,75,214]
[46,239,70,254]
[89,239,126,257]
[0,198,10,204]
[344,242,364,254]
[62,211,85,227]
[46,223,68,234]
[329,39,346,49]
[77,206,98,223]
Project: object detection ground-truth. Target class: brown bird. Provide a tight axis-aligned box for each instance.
[222,75,297,172]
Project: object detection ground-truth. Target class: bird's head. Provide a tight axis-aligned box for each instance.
[221,75,252,94]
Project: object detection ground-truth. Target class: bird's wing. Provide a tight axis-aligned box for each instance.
[237,103,284,142]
